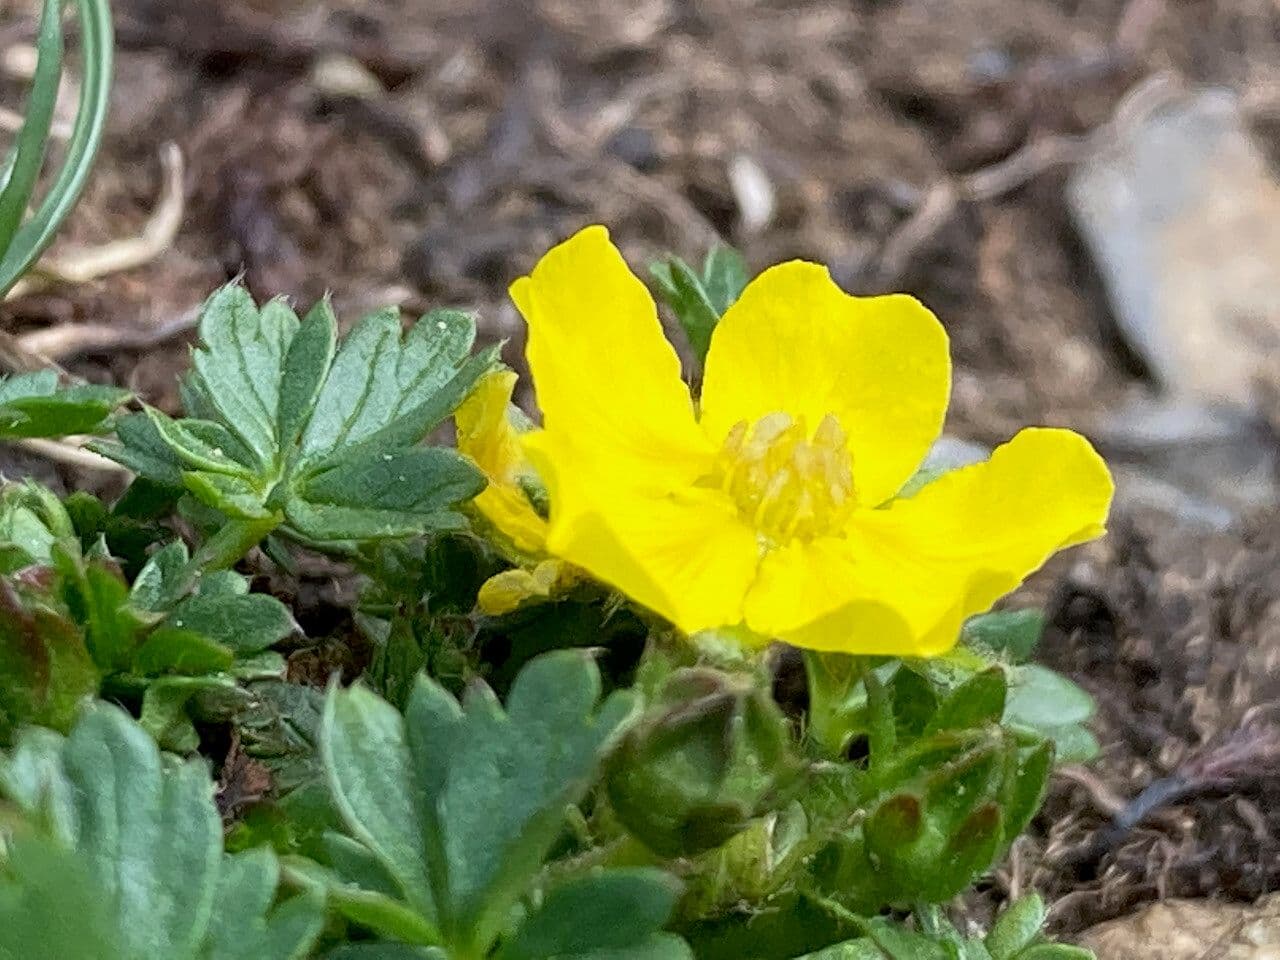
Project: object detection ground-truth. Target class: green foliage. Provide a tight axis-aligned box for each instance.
[0,0,114,298]
[0,487,296,746]
[0,238,1099,958]
[0,704,323,959]
[650,246,749,362]
[305,651,670,958]
[94,285,495,563]
[607,667,800,857]
[0,371,129,439]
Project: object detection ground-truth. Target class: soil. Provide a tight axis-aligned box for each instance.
[4,0,1280,942]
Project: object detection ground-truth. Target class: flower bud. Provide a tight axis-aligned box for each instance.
[606,668,798,857]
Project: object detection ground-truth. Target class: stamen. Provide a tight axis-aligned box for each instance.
[704,412,855,544]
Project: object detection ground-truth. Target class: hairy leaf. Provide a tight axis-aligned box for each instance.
[0,705,323,960]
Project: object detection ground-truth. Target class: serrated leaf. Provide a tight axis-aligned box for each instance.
[0,706,322,960]
[323,652,640,956]
[307,342,499,471]
[299,308,476,462]
[1,704,222,957]
[794,940,885,960]
[324,946,443,959]
[190,285,298,470]
[101,287,495,564]
[145,409,258,478]
[278,297,338,451]
[0,371,129,439]
[0,834,121,959]
[495,869,683,960]
[300,448,484,514]
[52,541,149,674]
[205,849,325,960]
[285,856,443,947]
[183,471,277,520]
[91,412,185,486]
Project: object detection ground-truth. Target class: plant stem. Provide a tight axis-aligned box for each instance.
[915,901,945,938]
[803,650,858,758]
[863,663,896,774]
[179,514,280,592]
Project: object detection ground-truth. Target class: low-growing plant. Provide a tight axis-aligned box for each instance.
[0,131,1112,959]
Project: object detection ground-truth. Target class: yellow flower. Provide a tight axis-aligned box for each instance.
[454,368,549,557]
[505,225,1113,656]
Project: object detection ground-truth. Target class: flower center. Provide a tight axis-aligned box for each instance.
[705,411,855,545]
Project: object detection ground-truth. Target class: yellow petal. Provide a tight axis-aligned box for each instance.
[454,368,548,555]
[477,559,576,616]
[746,428,1113,656]
[700,262,951,506]
[512,224,711,497]
[528,426,762,634]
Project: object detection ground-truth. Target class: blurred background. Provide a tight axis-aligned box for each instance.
[4,0,1280,947]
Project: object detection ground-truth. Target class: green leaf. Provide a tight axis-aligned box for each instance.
[324,947,443,959]
[0,0,61,251]
[963,611,1045,663]
[91,412,185,486]
[2,704,222,957]
[52,541,149,674]
[285,856,444,947]
[190,286,298,470]
[1004,666,1094,730]
[298,307,476,462]
[0,372,130,439]
[205,849,325,960]
[278,297,338,451]
[701,245,749,315]
[0,705,323,960]
[0,579,98,739]
[926,669,1007,734]
[131,625,235,676]
[1000,741,1053,843]
[284,498,466,544]
[184,471,278,520]
[793,941,885,960]
[0,834,121,959]
[164,588,296,655]
[985,894,1046,960]
[139,673,242,753]
[1033,723,1099,764]
[494,869,683,960]
[129,541,191,612]
[322,683,439,928]
[100,287,495,565]
[0,0,114,299]
[1014,946,1094,960]
[322,652,640,956]
[145,409,258,478]
[650,257,720,361]
[300,448,483,515]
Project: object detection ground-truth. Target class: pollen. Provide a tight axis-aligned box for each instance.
[706,412,855,544]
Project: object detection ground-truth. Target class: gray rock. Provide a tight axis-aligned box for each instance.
[1068,76,1280,412]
